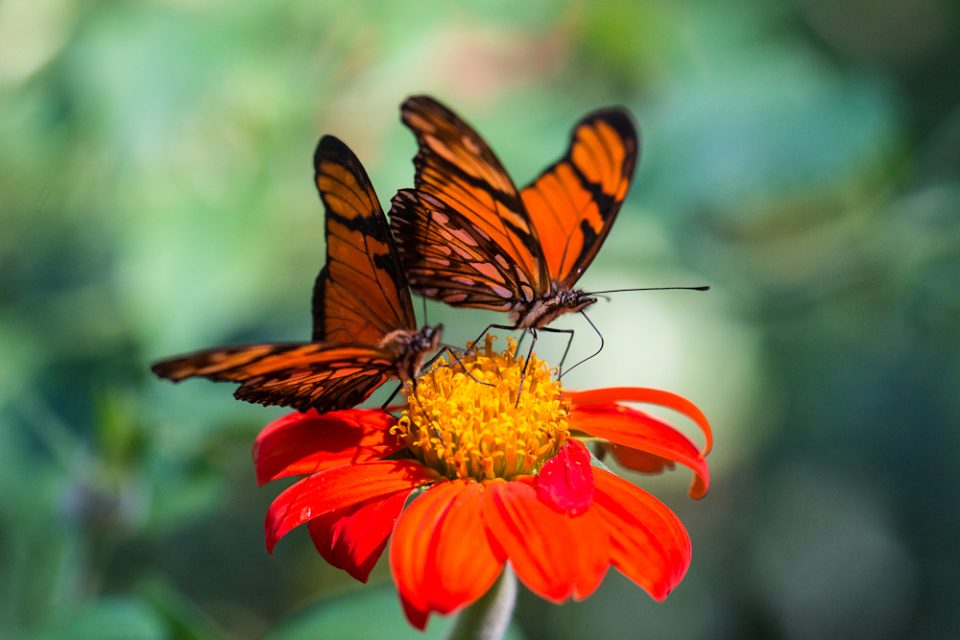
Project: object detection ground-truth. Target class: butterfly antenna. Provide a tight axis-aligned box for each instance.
[586,285,710,295]
[421,295,429,325]
[558,311,604,380]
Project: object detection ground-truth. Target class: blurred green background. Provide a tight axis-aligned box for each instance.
[3,0,959,638]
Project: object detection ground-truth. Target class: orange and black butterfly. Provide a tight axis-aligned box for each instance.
[151,136,441,413]
[389,96,640,348]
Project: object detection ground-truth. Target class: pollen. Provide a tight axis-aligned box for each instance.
[394,336,570,481]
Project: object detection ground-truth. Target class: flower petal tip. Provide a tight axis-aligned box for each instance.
[400,595,430,631]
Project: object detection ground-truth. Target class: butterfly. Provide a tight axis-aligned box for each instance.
[151,135,441,414]
[389,96,639,353]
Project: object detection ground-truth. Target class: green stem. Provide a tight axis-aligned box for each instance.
[446,566,517,640]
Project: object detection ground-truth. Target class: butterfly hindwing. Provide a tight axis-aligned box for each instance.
[312,136,416,344]
[390,189,523,311]
[520,109,639,288]
[151,343,395,413]
[400,96,549,294]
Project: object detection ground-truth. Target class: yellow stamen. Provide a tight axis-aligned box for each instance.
[393,336,569,481]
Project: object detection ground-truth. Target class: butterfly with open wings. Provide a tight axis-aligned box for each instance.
[390,96,651,371]
[151,136,441,413]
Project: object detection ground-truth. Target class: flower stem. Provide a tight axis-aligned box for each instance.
[446,566,517,640]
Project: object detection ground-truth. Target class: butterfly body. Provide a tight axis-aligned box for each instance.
[152,136,440,414]
[377,325,442,383]
[511,286,597,330]
[390,96,639,335]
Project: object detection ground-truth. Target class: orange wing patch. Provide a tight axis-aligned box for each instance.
[153,136,438,415]
[313,136,416,344]
[521,109,639,287]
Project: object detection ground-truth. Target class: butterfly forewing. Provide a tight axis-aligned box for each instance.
[153,136,435,414]
[520,109,639,287]
[312,136,416,343]
[400,96,549,295]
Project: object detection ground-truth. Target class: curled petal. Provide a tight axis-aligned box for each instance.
[593,468,691,601]
[572,404,710,499]
[265,460,438,553]
[607,446,676,474]
[480,480,607,603]
[391,481,503,629]
[307,490,410,583]
[568,387,712,455]
[535,440,594,515]
[254,409,402,485]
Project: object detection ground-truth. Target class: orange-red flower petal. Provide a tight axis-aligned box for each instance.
[307,489,411,583]
[253,409,402,485]
[480,480,607,603]
[571,403,710,499]
[568,387,712,455]
[391,480,503,629]
[265,460,438,553]
[592,468,691,601]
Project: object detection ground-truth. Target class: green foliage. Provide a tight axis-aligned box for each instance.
[2,0,958,638]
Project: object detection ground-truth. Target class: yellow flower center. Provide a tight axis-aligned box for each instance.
[394,336,570,482]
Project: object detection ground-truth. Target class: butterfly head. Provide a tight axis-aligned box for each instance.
[558,288,597,315]
[413,324,443,353]
[406,324,443,379]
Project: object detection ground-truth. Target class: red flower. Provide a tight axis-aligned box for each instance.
[255,343,711,631]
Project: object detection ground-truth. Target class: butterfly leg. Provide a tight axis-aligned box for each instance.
[437,344,494,387]
[515,329,539,406]
[558,311,605,380]
[515,329,529,353]
[406,377,445,439]
[379,383,405,417]
[469,323,518,351]
[420,345,487,386]
[538,325,576,378]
